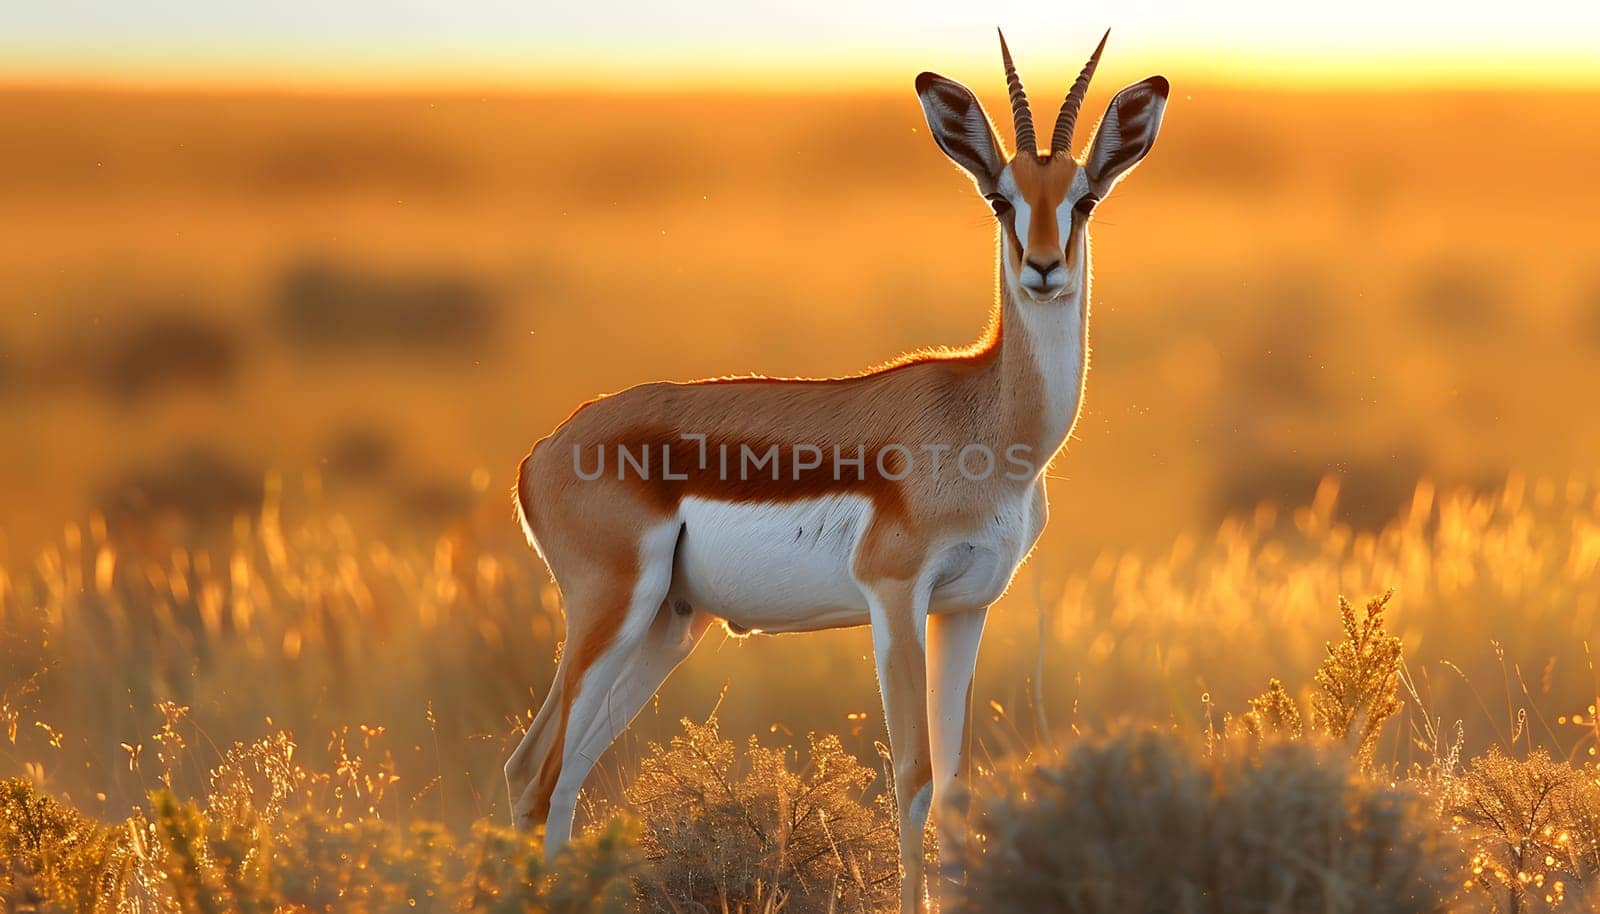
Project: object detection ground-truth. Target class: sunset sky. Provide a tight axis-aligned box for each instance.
[4,0,1599,90]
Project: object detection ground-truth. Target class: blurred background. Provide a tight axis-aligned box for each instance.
[4,1,1600,564]
[2,1,1598,822]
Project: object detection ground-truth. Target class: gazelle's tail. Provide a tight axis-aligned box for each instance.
[512,446,548,565]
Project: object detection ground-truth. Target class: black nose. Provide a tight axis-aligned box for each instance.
[1025,258,1061,278]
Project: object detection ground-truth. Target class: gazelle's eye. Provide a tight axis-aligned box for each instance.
[1073,193,1101,216]
[984,193,1013,218]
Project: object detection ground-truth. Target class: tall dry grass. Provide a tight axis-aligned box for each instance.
[4,470,1599,827]
[5,554,1596,912]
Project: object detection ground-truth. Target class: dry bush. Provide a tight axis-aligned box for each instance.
[1233,591,1404,769]
[0,728,642,914]
[1222,591,1600,914]
[949,729,1463,914]
[1445,747,1600,912]
[1309,591,1405,764]
[625,716,898,914]
[0,777,119,911]
[1239,676,1303,741]
[947,592,1461,914]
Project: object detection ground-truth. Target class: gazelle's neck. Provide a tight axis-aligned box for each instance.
[986,225,1090,472]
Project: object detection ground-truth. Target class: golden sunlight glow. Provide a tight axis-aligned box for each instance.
[2,0,1598,89]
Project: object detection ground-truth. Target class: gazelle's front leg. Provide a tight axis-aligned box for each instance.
[865,579,934,914]
[925,606,987,903]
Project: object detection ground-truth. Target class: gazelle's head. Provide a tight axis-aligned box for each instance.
[915,30,1167,304]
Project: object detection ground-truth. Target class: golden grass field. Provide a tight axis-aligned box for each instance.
[2,85,1600,911]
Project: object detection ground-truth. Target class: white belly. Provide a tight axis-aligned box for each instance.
[671,484,1047,632]
[673,495,873,633]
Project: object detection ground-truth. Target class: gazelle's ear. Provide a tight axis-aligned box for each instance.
[1084,76,1169,196]
[915,72,1006,192]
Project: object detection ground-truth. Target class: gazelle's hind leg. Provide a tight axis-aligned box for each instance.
[542,596,713,853]
[505,662,568,826]
[505,520,682,855]
[505,569,618,834]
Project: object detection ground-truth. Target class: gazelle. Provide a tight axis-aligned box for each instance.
[506,30,1167,911]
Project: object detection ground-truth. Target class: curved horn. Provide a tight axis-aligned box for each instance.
[1050,29,1109,158]
[997,29,1036,155]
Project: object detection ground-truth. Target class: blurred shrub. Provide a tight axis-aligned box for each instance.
[254,128,468,194]
[1581,273,1600,347]
[95,446,263,531]
[626,716,898,914]
[322,424,398,483]
[399,475,479,524]
[0,339,13,395]
[1212,452,1422,531]
[1156,109,1290,193]
[949,729,1462,914]
[274,258,498,352]
[1229,270,1333,409]
[97,310,242,401]
[1410,258,1506,333]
